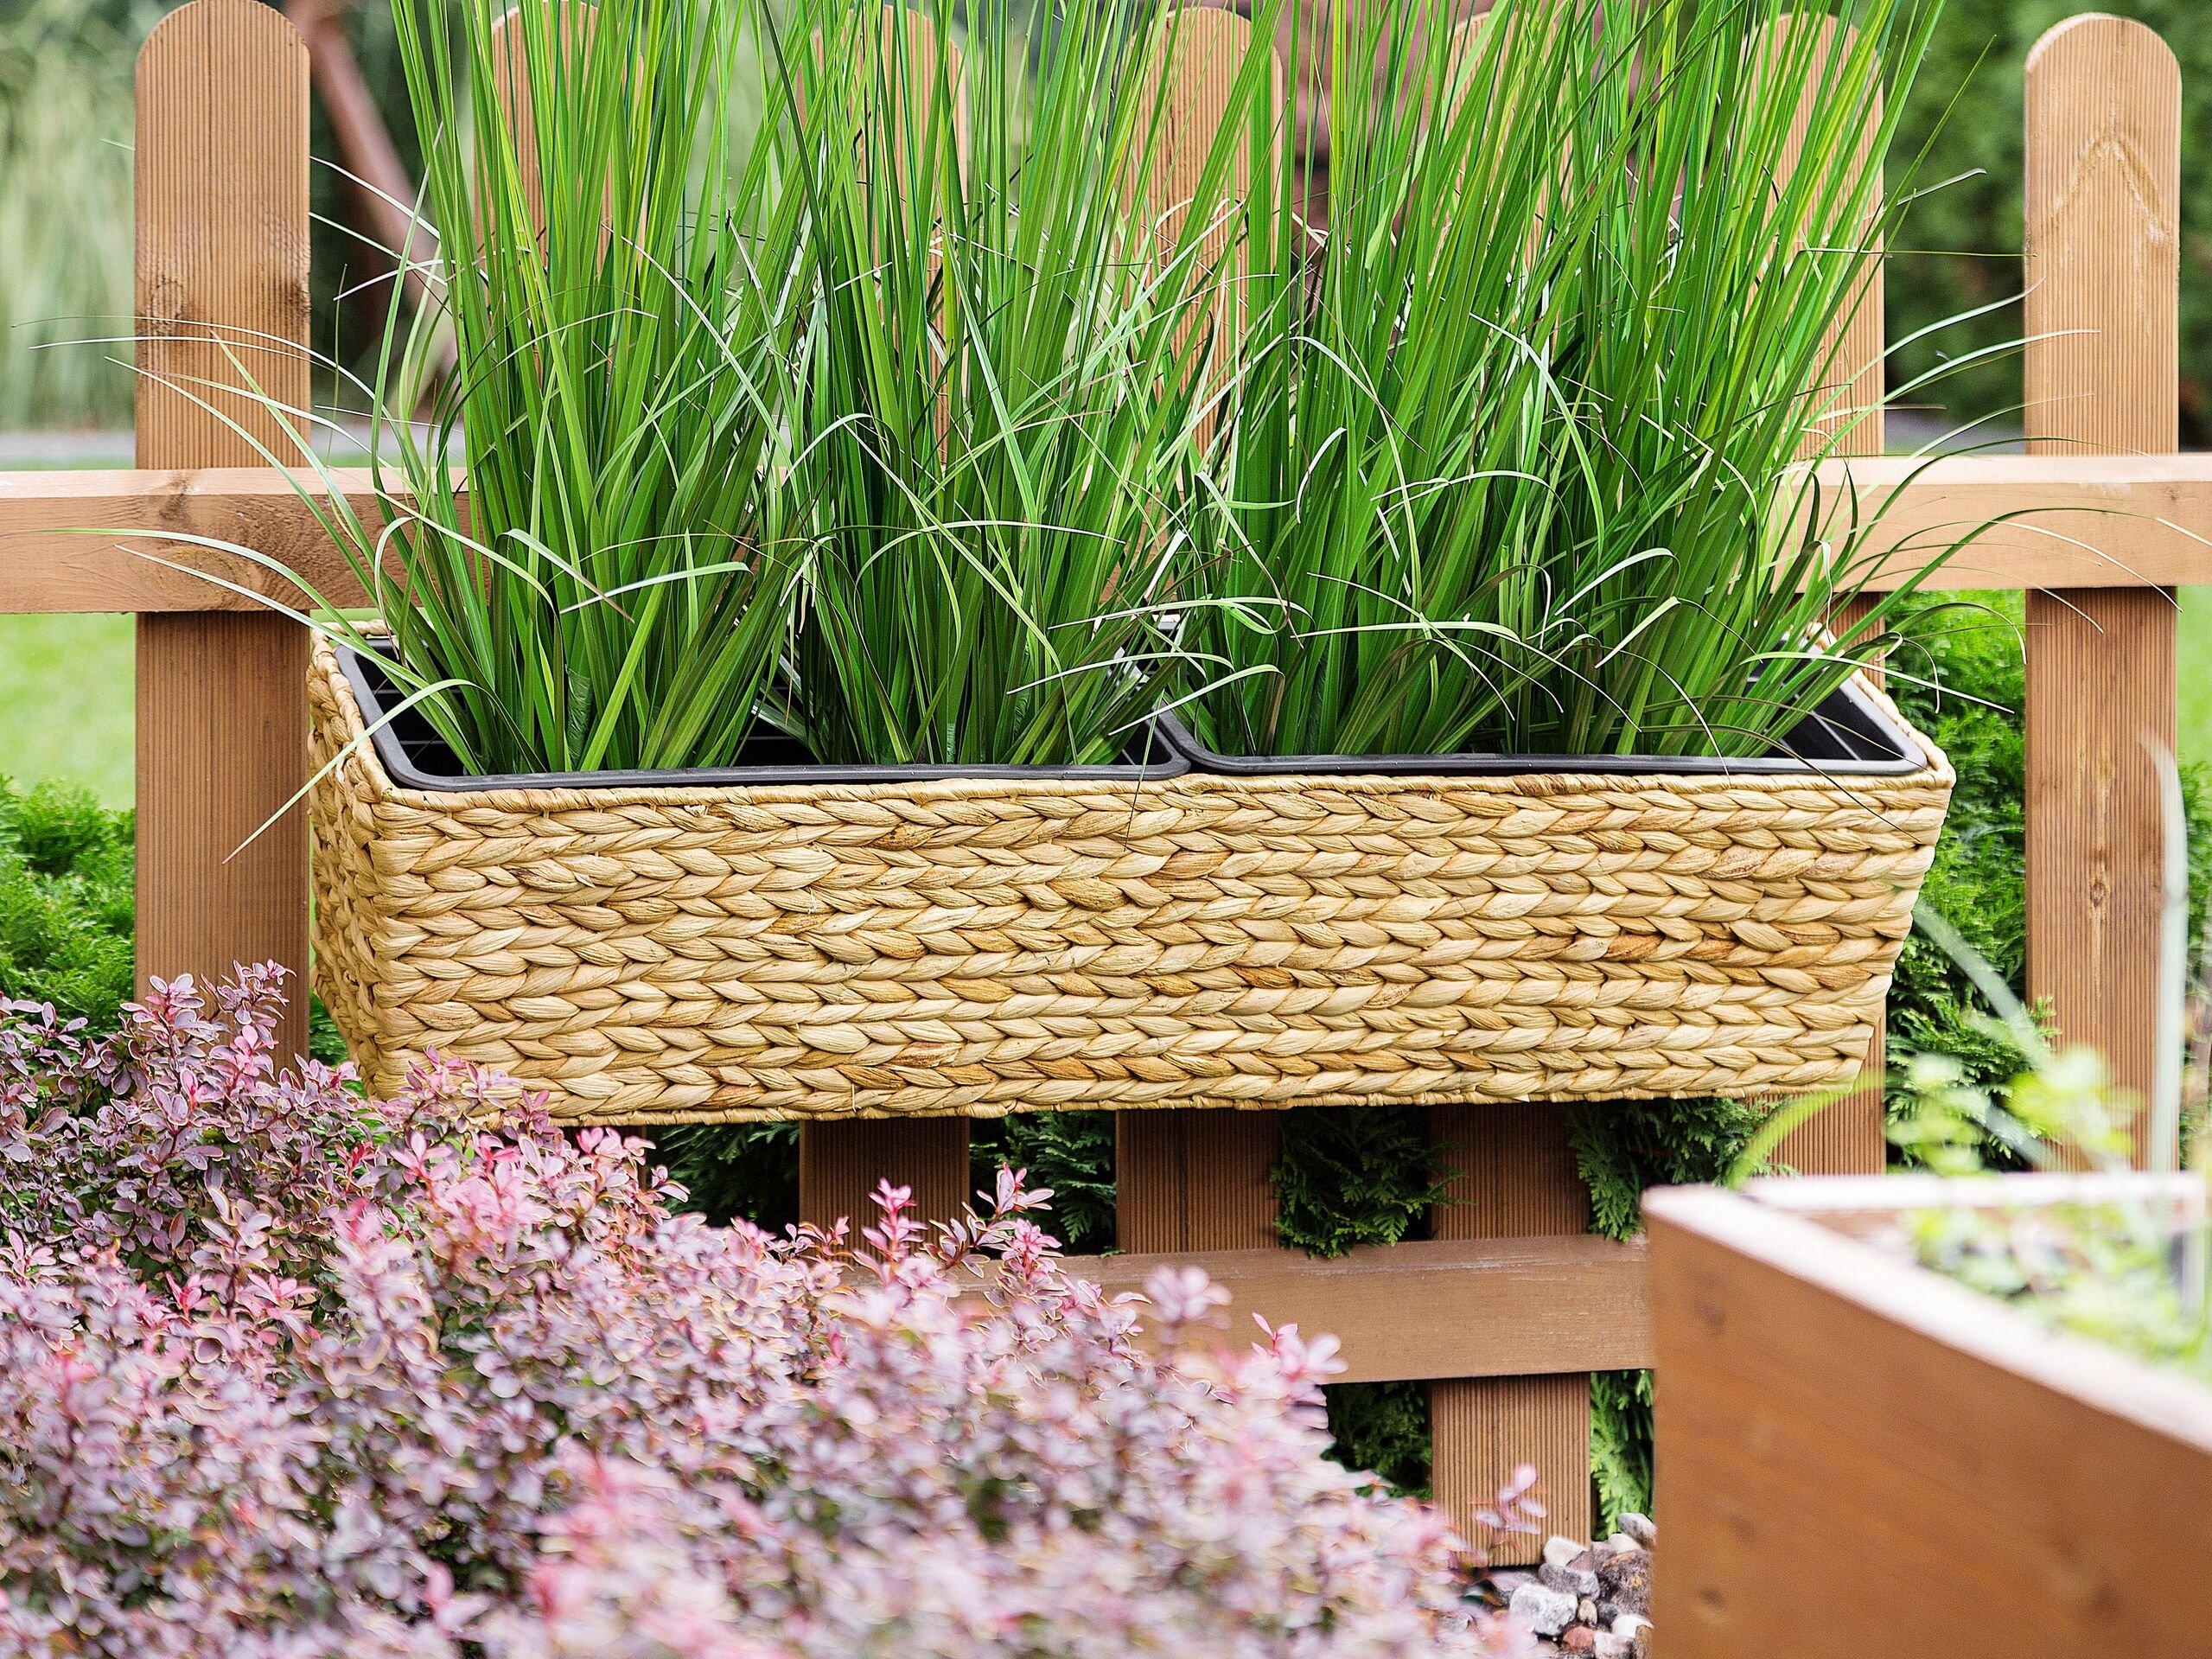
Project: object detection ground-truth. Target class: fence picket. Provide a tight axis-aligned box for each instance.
[2023,16,2181,1166]
[485,3,596,240]
[1431,1103,1593,1560]
[134,0,314,1061]
[1421,6,1590,1566]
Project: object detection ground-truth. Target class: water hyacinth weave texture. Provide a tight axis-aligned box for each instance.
[0,969,1531,1658]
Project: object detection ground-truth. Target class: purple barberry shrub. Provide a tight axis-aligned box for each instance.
[0,970,1532,1658]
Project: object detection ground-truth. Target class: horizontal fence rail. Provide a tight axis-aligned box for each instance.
[1036,1235,1654,1384]
[11,452,2212,614]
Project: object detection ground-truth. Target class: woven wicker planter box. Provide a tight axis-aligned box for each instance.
[309,637,1954,1125]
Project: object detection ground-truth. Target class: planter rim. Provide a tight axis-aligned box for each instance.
[337,643,1189,792]
[1154,672,1931,779]
[1647,1177,2212,1451]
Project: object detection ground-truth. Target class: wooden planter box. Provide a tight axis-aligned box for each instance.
[309,636,1953,1125]
[1647,1173,2212,1659]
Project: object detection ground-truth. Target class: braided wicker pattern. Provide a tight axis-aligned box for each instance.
[308,640,1954,1124]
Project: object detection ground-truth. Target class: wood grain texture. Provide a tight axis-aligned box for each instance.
[794,9,968,1228]
[2022,16,2180,1164]
[1430,1103,1591,1563]
[1773,16,1884,458]
[1649,1180,2212,1659]
[1126,6,1269,443]
[1112,9,1279,1271]
[10,452,2212,614]
[484,3,596,241]
[1053,1233,1650,1381]
[1115,1110,1280,1254]
[799,1117,973,1237]
[135,0,314,1060]
[0,467,390,613]
[1822,451,2212,590]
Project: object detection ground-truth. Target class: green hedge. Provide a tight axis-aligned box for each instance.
[0,776,347,1059]
[0,779,134,1024]
[1890,0,2210,440]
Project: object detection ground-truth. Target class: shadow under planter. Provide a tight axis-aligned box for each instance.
[308,638,1954,1124]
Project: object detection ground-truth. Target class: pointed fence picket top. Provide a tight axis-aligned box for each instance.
[485,1,598,241]
[1419,2,1596,1561]
[2023,15,2182,1167]
[134,0,315,1062]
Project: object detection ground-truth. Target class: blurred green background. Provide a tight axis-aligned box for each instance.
[0,0,2208,807]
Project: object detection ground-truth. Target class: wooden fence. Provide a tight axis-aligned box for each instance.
[0,0,2202,1560]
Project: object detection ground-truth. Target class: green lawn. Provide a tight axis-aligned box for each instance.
[0,613,132,807]
[2,594,2209,813]
[2182,590,2212,762]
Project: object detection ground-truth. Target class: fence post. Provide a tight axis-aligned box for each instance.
[1777,16,1890,1178]
[2023,16,2181,1166]
[1430,1103,1592,1559]
[134,0,314,1059]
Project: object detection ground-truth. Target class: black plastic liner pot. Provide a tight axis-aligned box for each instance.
[1150,675,1927,777]
[336,644,1187,790]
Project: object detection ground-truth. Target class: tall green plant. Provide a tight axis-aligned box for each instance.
[367,0,807,773]
[758,0,1228,766]
[182,0,808,777]
[1183,0,1960,759]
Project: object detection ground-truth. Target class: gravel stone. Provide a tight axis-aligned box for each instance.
[1540,1560,1601,1598]
[1509,1581,1578,1637]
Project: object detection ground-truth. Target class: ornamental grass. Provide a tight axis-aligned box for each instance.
[1176,0,1966,758]
[166,0,1979,778]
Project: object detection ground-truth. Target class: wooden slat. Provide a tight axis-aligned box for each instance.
[12,452,2212,615]
[484,3,597,242]
[1430,1102,1591,1564]
[799,1118,975,1241]
[1824,451,2212,591]
[0,467,388,613]
[795,9,970,1233]
[1649,1182,2212,1658]
[1038,1233,1652,1384]
[1125,6,1269,443]
[1777,17,1884,457]
[135,0,314,1060]
[2022,16,2180,1165]
[1115,1110,1280,1254]
[1782,16,1887,1179]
